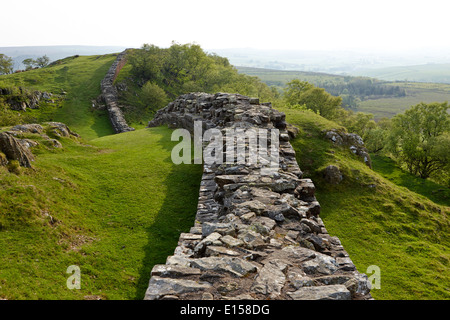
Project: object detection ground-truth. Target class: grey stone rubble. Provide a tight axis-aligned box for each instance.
[324,129,372,168]
[145,92,373,300]
[100,50,135,134]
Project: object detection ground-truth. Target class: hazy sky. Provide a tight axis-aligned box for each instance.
[1,0,449,51]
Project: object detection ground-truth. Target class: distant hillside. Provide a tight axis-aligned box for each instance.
[237,66,450,119]
[0,45,128,71]
[353,63,450,84]
[211,47,450,75]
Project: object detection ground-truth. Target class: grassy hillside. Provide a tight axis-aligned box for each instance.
[0,54,118,140]
[1,52,448,300]
[357,82,450,119]
[281,107,450,299]
[238,66,450,120]
[354,63,450,84]
[0,126,202,300]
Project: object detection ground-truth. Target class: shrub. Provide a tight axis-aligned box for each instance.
[140,81,168,112]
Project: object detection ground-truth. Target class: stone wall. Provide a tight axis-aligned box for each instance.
[100,50,135,133]
[145,92,373,300]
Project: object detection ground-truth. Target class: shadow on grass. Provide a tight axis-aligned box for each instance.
[133,127,202,299]
[371,154,450,206]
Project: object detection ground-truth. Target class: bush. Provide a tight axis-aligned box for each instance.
[140,81,168,112]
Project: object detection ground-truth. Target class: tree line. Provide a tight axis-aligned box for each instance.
[120,42,277,122]
[0,54,50,74]
[318,77,406,109]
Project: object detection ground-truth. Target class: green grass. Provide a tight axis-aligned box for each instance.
[281,107,450,300]
[358,82,450,119]
[353,63,450,84]
[0,54,119,140]
[1,53,449,300]
[371,154,450,207]
[0,126,202,300]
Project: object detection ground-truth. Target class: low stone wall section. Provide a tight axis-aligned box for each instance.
[145,92,373,300]
[100,50,135,133]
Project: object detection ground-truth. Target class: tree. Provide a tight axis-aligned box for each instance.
[140,81,168,112]
[21,55,50,70]
[35,55,50,68]
[126,42,278,107]
[22,58,35,71]
[284,79,342,119]
[128,45,165,83]
[386,102,450,179]
[0,54,13,75]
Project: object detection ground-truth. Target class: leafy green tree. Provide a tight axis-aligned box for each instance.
[0,54,14,75]
[284,79,313,103]
[35,55,50,68]
[140,81,168,112]
[22,58,36,71]
[363,117,392,153]
[22,55,50,70]
[128,44,165,84]
[386,102,450,179]
[284,79,342,119]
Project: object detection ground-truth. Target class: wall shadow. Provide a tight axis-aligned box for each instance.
[133,127,202,299]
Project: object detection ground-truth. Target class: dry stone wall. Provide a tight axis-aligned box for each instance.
[100,50,135,133]
[145,92,373,300]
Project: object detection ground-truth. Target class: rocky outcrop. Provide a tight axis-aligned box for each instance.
[1,122,79,168]
[323,129,372,168]
[100,50,135,134]
[0,132,34,168]
[0,87,57,111]
[145,92,373,300]
[323,165,343,184]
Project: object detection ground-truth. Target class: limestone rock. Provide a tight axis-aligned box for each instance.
[287,284,351,300]
[150,265,202,278]
[251,259,287,298]
[189,257,257,277]
[220,235,244,248]
[0,132,34,167]
[324,129,372,168]
[323,165,343,184]
[302,254,338,275]
[144,276,212,300]
[45,122,80,138]
[11,124,43,134]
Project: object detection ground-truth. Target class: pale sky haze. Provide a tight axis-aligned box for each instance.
[1,0,449,52]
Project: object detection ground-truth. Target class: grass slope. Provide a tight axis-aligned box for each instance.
[281,107,450,299]
[0,54,118,140]
[0,127,202,300]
